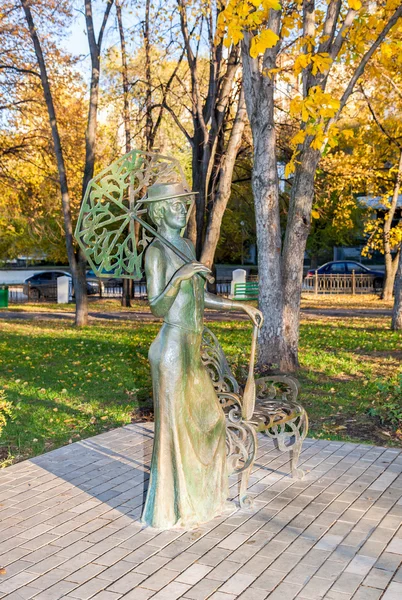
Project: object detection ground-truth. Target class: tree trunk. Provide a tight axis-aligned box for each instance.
[79,0,113,322]
[383,252,400,301]
[239,2,402,373]
[144,0,153,151]
[20,0,83,321]
[188,125,205,250]
[177,1,241,256]
[392,244,402,330]
[191,119,210,258]
[196,165,208,259]
[74,248,89,325]
[242,27,283,371]
[252,120,283,371]
[311,253,318,269]
[83,2,102,199]
[116,0,131,156]
[201,87,247,269]
[116,0,132,308]
[177,0,208,254]
[281,143,321,371]
[382,150,402,301]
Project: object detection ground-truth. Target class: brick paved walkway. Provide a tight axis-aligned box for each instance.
[1,424,402,600]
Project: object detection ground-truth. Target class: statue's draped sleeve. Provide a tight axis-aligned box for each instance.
[205,291,235,311]
[145,243,180,318]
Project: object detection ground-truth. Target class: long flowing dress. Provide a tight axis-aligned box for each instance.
[141,238,229,529]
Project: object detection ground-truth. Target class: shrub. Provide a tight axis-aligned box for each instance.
[367,375,402,430]
[0,390,13,437]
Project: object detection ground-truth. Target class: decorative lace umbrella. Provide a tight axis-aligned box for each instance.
[75,150,210,281]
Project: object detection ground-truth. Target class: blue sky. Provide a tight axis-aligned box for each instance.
[65,20,89,57]
[62,4,121,75]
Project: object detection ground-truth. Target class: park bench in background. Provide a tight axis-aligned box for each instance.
[233,281,259,300]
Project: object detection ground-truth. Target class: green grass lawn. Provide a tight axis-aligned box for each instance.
[0,315,401,467]
[4,298,151,313]
[4,292,393,314]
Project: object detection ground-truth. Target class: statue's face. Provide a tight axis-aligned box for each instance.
[162,199,187,229]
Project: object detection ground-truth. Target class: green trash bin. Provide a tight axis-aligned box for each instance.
[0,285,9,308]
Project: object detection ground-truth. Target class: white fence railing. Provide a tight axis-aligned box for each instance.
[303,272,380,294]
[5,274,382,303]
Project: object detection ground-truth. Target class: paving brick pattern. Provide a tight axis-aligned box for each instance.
[1,423,402,599]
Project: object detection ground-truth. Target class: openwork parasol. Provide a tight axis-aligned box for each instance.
[74,150,194,280]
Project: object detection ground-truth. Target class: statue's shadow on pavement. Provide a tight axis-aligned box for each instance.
[31,423,153,522]
[31,422,296,525]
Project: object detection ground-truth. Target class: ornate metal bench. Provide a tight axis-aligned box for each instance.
[201,327,309,508]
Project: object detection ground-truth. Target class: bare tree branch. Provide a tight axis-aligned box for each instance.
[380,71,402,100]
[318,0,342,54]
[98,0,114,49]
[0,64,40,78]
[150,47,186,147]
[116,0,131,153]
[177,0,208,139]
[360,85,402,150]
[329,8,357,60]
[302,0,316,94]
[161,101,194,147]
[327,4,402,126]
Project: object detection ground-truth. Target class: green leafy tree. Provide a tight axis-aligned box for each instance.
[0,71,87,263]
[15,0,114,325]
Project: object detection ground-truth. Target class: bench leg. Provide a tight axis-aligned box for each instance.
[265,417,307,479]
[290,439,304,479]
[239,465,254,508]
[290,411,309,479]
[272,433,304,479]
[229,424,257,509]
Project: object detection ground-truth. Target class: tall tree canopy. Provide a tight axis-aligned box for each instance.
[217,0,402,371]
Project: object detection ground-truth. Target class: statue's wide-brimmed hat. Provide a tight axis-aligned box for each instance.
[142,182,197,203]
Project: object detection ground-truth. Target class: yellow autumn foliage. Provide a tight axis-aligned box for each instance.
[310,53,333,76]
[250,29,280,58]
[290,87,340,123]
[348,0,362,10]
[216,0,281,49]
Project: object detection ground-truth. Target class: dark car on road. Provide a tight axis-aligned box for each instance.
[86,268,122,285]
[23,271,99,300]
[86,269,123,295]
[306,261,384,289]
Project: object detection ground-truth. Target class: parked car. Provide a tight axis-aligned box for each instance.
[23,271,99,300]
[86,268,122,284]
[306,261,384,289]
[86,269,123,294]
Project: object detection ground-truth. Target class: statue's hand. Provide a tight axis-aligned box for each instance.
[242,304,264,328]
[172,261,212,284]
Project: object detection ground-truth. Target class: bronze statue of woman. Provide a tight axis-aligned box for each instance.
[141,181,262,530]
